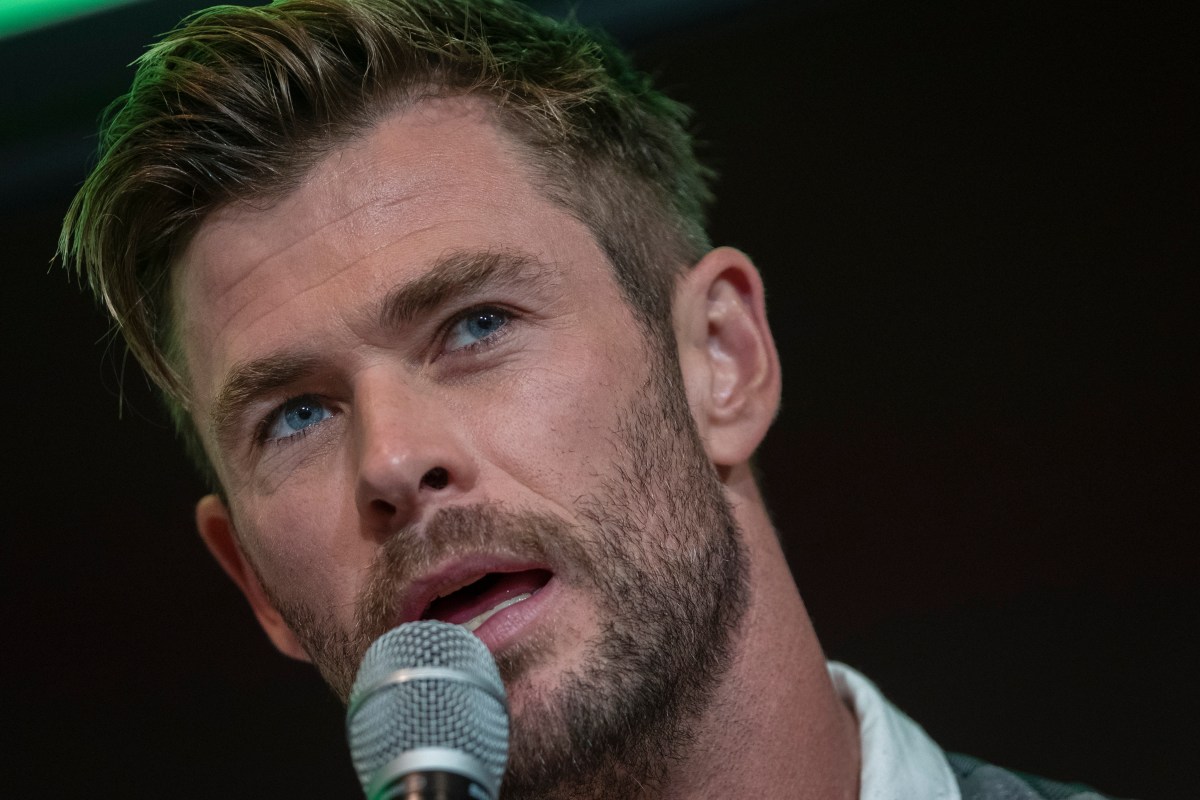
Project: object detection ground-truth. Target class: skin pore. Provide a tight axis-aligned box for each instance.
[176,97,860,799]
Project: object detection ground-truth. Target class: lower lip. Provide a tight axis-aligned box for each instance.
[467,575,559,654]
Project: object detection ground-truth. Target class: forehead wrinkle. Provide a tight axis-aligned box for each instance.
[198,181,429,320]
[375,248,558,329]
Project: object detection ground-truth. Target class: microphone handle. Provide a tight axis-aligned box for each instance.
[377,770,490,800]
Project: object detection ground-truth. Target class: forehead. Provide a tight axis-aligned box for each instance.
[178,100,546,324]
[172,98,621,409]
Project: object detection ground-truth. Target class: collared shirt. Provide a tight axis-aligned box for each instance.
[828,662,961,800]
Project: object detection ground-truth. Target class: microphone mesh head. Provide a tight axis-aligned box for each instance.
[346,621,508,793]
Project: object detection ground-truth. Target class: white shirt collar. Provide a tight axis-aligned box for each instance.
[827,662,961,800]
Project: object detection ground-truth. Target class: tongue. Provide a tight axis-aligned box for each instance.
[422,569,550,625]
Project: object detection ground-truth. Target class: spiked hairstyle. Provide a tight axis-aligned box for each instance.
[60,0,715,487]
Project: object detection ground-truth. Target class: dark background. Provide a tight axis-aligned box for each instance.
[4,0,1195,797]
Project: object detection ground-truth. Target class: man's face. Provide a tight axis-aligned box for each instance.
[175,99,747,797]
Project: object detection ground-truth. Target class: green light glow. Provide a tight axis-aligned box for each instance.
[0,0,148,39]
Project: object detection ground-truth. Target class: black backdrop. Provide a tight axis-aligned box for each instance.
[4,0,1195,797]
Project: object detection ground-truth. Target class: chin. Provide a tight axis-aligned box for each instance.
[495,631,590,713]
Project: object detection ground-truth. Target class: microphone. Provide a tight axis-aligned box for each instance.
[346,621,509,800]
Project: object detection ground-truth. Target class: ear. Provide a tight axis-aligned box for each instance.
[195,494,310,662]
[674,246,782,467]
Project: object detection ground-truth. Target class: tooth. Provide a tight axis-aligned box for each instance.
[460,592,532,632]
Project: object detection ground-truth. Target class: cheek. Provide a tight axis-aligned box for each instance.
[234,478,367,622]
[468,342,636,500]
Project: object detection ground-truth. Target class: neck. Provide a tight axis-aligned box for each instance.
[662,468,861,800]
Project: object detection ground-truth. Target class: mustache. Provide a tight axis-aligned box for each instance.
[352,503,592,646]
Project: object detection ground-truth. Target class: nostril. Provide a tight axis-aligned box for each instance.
[420,466,449,490]
[369,498,397,517]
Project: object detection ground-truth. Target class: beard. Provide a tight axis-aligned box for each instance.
[269,353,749,799]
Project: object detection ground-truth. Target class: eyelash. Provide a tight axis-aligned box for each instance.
[437,304,515,357]
[255,394,332,447]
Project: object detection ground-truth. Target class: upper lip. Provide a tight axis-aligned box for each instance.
[392,553,552,626]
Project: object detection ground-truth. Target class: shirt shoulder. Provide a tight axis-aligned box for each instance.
[947,752,1127,800]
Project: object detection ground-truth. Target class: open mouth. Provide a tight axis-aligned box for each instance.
[420,569,552,632]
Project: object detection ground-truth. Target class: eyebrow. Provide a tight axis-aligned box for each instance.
[208,248,555,453]
[376,249,550,328]
[211,352,324,453]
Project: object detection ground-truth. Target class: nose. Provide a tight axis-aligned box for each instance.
[353,376,477,537]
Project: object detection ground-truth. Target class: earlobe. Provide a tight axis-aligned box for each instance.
[195,494,310,662]
[674,247,782,466]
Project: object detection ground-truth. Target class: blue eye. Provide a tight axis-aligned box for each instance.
[264,395,332,441]
[446,307,510,351]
